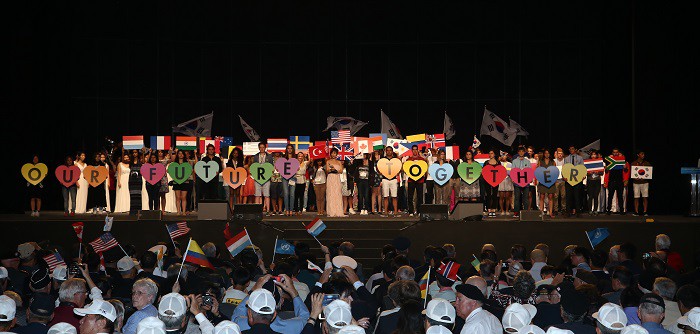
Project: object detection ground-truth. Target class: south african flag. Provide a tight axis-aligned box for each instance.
[604,155,626,171]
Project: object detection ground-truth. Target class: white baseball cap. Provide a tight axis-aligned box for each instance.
[332,256,358,270]
[502,303,537,332]
[337,325,365,334]
[247,289,276,315]
[48,322,77,334]
[214,320,241,334]
[117,256,139,272]
[324,300,352,329]
[0,267,8,279]
[137,317,165,334]
[73,299,117,322]
[424,298,456,324]
[53,265,68,281]
[17,243,37,260]
[677,307,700,331]
[545,327,574,334]
[620,324,649,334]
[426,325,452,334]
[593,302,628,330]
[518,325,546,334]
[158,293,187,318]
[0,295,16,322]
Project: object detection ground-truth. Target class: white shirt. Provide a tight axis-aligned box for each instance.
[529,262,547,281]
[663,300,683,334]
[460,307,502,334]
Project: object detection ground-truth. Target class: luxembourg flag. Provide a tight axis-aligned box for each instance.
[267,138,288,153]
[305,218,326,237]
[474,153,490,166]
[225,229,253,257]
[150,136,172,150]
[123,136,144,150]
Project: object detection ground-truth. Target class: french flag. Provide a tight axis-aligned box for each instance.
[123,136,144,150]
[305,218,326,237]
[440,146,460,161]
[225,230,252,257]
[150,136,172,150]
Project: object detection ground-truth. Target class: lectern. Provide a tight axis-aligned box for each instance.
[681,167,700,216]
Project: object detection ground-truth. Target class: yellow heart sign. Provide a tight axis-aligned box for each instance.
[402,160,428,181]
[21,163,48,185]
[377,158,402,179]
[83,166,109,187]
[561,163,587,186]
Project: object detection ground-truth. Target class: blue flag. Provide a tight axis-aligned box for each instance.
[586,228,610,249]
[275,239,296,255]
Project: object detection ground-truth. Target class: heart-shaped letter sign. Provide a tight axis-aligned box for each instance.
[534,166,560,188]
[167,162,193,184]
[194,161,220,183]
[250,162,274,185]
[482,164,507,187]
[509,167,535,188]
[562,163,587,186]
[457,162,483,185]
[55,165,81,187]
[22,163,48,185]
[141,163,167,185]
[222,167,248,189]
[377,158,402,179]
[428,163,454,186]
[274,158,301,180]
[83,166,109,187]
[402,160,428,181]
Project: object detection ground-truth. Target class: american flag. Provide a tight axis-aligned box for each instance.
[89,233,119,253]
[331,130,351,144]
[43,252,66,272]
[167,222,191,239]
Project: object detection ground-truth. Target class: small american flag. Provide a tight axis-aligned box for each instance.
[331,130,351,144]
[167,222,191,239]
[89,233,119,253]
[43,252,66,272]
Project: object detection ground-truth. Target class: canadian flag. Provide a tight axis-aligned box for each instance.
[72,222,84,242]
[352,137,371,154]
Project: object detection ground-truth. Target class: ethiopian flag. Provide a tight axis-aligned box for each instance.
[604,155,626,171]
[183,239,214,269]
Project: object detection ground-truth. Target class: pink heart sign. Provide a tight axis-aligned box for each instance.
[55,165,81,187]
[509,167,535,187]
[140,163,167,185]
[274,158,301,180]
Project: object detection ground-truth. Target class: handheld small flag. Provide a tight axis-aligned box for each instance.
[183,239,214,269]
[305,218,326,237]
[437,261,461,282]
[471,255,481,272]
[104,216,114,232]
[223,222,232,240]
[43,252,66,272]
[89,233,119,253]
[225,230,253,257]
[274,239,296,255]
[472,135,482,149]
[419,266,430,306]
[167,222,191,239]
[307,260,323,273]
[72,222,84,242]
[98,252,106,273]
[586,228,610,249]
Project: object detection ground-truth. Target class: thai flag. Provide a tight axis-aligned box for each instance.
[584,158,605,173]
[43,252,66,272]
[123,136,144,150]
[225,230,252,257]
[267,138,288,153]
[474,153,490,166]
[150,136,172,150]
[437,261,461,282]
[331,130,351,144]
[89,233,119,253]
[305,218,326,237]
[167,222,191,239]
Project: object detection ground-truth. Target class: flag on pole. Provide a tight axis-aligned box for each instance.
[472,135,482,149]
[331,130,351,144]
[43,252,66,272]
[307,260,323,273]
[225,230,253,257]
[223,222,232,240]
[183,239,215,269]
[470,255,481,272]
[167,222,191,239]
[508,117,529,136]
[72,222,84,242]
[150,136,172,150]
[437,261,461,282]
[89,233,119,253]
[289,136,311,152]
[104,216,113,232]
[176,136,198,150]
[380,110,403,139]
[443,112,456,140]
[323,117,368,135]
[123,136,145,150]
[173,112,214,137]
[579,139,601,159]
[419,266,430,299]
[239,115,261,141]
[305,218,326,237]
[274,239,296,255]
[586,228,610,249]
[480,108,517,146]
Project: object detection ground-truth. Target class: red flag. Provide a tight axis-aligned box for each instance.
[223,222,232,240]
[309,146,328,160]
[72,222,84,242]
[98,252,106,273]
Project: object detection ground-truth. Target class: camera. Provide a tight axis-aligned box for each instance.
[201,293,215,307]
[69,263,83,277]
[642,252,652,260]
[563,275,575,282]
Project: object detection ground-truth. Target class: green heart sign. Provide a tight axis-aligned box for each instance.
[194,161,220,183]
[250,162,274,185]
[457,162,483,185]
[167,162,193,184]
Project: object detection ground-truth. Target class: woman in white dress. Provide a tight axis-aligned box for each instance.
[74,152,88,213]
[114,154,131,213]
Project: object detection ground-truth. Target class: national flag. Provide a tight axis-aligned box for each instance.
[123,136,145,150]
[474,153,490,166]
[371,136,385,151]
[155,247,164,273]
[386,138,408,157]
[225,230,253,257]
[104,216,113,232]
[369,133,388,146]
[98,252,106,273]
[309,145,328,160]
[584,159,605,173]
[509,117,530,136]
[585,228,610,249]
[243,142,260,156]
[267,138,288,153]
[239,115,261,141]
[173,112,214,137]
[406,134,427,150]
[440,146,460,161]
[198,138,221,154]
[631,166,653,180]
[149,136,172,150]
[289,136,311,152]
[176,136,198,150]
[167,222,191,239]
[43,252,66,272]
[274,239,296,255]
[419,267,430,299]
[72,222,84,242]
[216,136,234,156]
[443,112,456,140]
[579,139,600,159]
[89,233,119,253]
[307,260,323,273]
[223,222,232,240]
[426,134,446,149]
[323,116,368,135]
[472,135,482,149]
[470,255,481,272]
[352,137,371,154]
[334,144,355,161]
[331,130,351,144]
[184,239,215,269]
[480,108,517,146]
[437,261,461,282]
[380,110,402,139]
[305,218,326,237]
[604,155,626,171]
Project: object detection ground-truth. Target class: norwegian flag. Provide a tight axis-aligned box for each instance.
[72,222,84,242]
[334,144,355,161]
[43,252,66,272]
[167,222,191,239]
[331,130,351,144]
[89,233,119,253]
[437,261,461,282]
[426,134,446,148]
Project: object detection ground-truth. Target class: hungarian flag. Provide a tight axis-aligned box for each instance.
[150,136,172,150]
[604,155,626,171]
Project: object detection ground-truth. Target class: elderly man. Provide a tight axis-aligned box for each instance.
[655,234,684,273]
[592,303,627,334]
[651,278,682,333]
[424,298,456,331]
[122,278,158,334]
[454,283,501,334]
[13,292,55,334]
[49,278,91,329]
[242,288,280,334]
[603,267,633,305]
[530,249,548,281]
[232,275,308,334]
[638,293,673,334]
[74,300,117,334]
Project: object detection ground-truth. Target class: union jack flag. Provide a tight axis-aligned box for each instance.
[331,130,351,144]
[167,222,191,239]
[333,144,355,161]
[89,233,119,253]
[43,252,66,272]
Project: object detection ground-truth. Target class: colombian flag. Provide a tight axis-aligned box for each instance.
[419,267,430,299]
[183,239,214,269]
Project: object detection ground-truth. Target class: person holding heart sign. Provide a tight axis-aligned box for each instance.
[74,152,89,214]
[226,147,245,208]
[564,145,585,217]
[59,155,78,216]
[483,151,501,217]
[200,144,223,201]
[26,155,44,217]
[536,149,557,218]
[511,147,532,218]
[458,151,481,201]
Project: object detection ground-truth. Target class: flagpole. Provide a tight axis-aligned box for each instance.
[585,231,594,250]
[78,242,82,262]
[165,224,178,249]
[177,238,192,282]
[424,266,430,308]
[300,222,323,246]
[116,243,130,259]
[271,235,278,264]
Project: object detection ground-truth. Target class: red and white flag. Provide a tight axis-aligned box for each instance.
[72,222,84,242]
[89,233,119,253]
[43,252,66,272]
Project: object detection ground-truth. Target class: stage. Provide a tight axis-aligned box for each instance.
[2,211,698,272]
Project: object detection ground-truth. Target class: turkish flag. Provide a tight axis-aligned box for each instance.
[309,146,328,160]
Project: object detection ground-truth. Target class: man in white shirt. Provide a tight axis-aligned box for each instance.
[653,277,682,333]
[529,249,548,282]
[454,284,501,334]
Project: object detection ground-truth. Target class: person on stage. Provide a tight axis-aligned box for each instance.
[144,153,161,211]
[498,152,514,215]
[563,145,585,217]
[282,145,296,216]
[355,153,371,215]
[325,148,345,217]
[370,150,383,214]
[424,148,437,205]
[537,149,557,218]
[586,150,603,215]
[311,158,327,215]
[269,152,283,215]
[60,155,77,216]
[459,150,481,202]
[241,155,256,204]
[631,151,651,216]
[157,150,171,212]
[86,152,108,214]
[170,150,193,215]
[484,150,500,218]
[342,159,355,215]
[511,146,531,218]
[114,153,131,213]
[128,150,143,215]
[253,142,273,213]
[200,144,223,200]
[27,155,43,217]
[293,152,307,216]
[553,148,567,215]
[433,149,451,205]
[74,151,88,214]
[381,146,400,216]
[226,147,244,209]
[405,145,426,217]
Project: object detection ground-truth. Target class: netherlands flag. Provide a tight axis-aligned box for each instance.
[150,136,172,150]
[226,230,252,257]
[267,138,288,153]
[123,136,144,150]
[584,158,605,173]
[474,153,490,166]
[305,218,326,237]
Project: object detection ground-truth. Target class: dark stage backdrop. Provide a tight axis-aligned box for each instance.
[5,1,699,213]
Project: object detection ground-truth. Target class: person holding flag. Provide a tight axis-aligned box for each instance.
[605,148,628,215]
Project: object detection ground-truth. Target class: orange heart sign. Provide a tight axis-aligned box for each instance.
[402,160,428,181]
[21,163,48,185]
[83,166,109,187]
[222,167,248,189]
[377,158,402,179]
